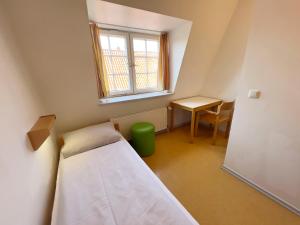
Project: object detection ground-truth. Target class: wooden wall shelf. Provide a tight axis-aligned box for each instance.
[27,115,56,150]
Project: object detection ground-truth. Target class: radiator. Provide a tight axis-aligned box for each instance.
[110,107,168,139]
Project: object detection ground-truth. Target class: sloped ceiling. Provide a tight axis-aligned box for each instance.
[200,0,254,100]
[87,0,188,32]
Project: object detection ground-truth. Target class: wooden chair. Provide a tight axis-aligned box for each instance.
[195,101,235,145]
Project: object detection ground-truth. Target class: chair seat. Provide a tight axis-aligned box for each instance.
[199,113,230,124]
[195,100,235,145]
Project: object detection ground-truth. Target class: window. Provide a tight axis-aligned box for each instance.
[131,34,161,92]
[99,30,162,97]
[89,23,169,99]
[99,30,132,96]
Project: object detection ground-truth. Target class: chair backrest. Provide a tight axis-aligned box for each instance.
[217,101,235,115]
[220,101,235,111]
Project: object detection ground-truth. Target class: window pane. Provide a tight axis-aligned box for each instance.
[100,35,109,50]
[147,57,158,73]
[133,39,146,55]
[148,73,158,88]
[99,33,131,94]
[109,36,126,51]
[132,37,160,91]
[136,73,148,90]
[147,40,159,53]
[135,57,147,73]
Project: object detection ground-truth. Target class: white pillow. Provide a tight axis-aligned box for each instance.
[61,122,121,158]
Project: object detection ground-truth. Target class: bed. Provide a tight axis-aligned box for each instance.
[51,123,199,225]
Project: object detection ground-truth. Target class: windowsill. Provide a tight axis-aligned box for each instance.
[98,91,173,105]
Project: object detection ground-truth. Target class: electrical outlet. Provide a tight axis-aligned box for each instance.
[248,89,260,99]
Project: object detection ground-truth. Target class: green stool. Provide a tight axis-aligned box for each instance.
[131,122,155,157]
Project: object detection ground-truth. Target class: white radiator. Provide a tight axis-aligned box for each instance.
[110,107,168,139]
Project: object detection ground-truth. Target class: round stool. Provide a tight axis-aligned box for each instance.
[131,122,155,157]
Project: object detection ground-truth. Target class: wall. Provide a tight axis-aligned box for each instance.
[2,0,239,133]
[0,6,59,225]
[200,0,253,100]
[169,22,192,93]
[86,0,189,32]
[224,0,300,211]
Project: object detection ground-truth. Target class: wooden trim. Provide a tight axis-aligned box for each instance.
[113,123,120,132]
[27,115,56,150]
[194,101,222,111]
[170,100,222,112]
[167,105,174,131]
[170,102,193,112]
[155,128,168,135]
[57,137,64,150]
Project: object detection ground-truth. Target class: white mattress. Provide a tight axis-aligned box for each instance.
[51,139,199,225]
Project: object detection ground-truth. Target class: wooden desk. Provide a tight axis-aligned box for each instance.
[169,96,222,143]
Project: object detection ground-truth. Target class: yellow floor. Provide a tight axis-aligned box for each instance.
[143,126,300,225]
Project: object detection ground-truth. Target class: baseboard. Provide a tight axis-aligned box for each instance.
[222,165,300,216]
[155,128,168,135]
[171,121,191,130]
[156,122,190,135]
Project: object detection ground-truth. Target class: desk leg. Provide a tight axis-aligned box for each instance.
[195,112,199,137]
[168,106,174,132]
[190,110,196,143]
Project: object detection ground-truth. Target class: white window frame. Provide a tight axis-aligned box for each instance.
[99,29,162,97]
[129,33,162,94]
[100,29,134,96]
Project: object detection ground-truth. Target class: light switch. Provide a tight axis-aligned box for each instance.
[248,89,260,99]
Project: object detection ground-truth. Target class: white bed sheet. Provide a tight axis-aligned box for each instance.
[51,139,199,225]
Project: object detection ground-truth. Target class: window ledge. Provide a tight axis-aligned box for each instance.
[98,91,173,105]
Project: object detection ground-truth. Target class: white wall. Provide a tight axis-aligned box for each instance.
[0,6,59,225]
[200,0,254,100]
[224,0,300,211]
[169,22,192,93]
[2,0,239,133]
[86,0,188,32]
